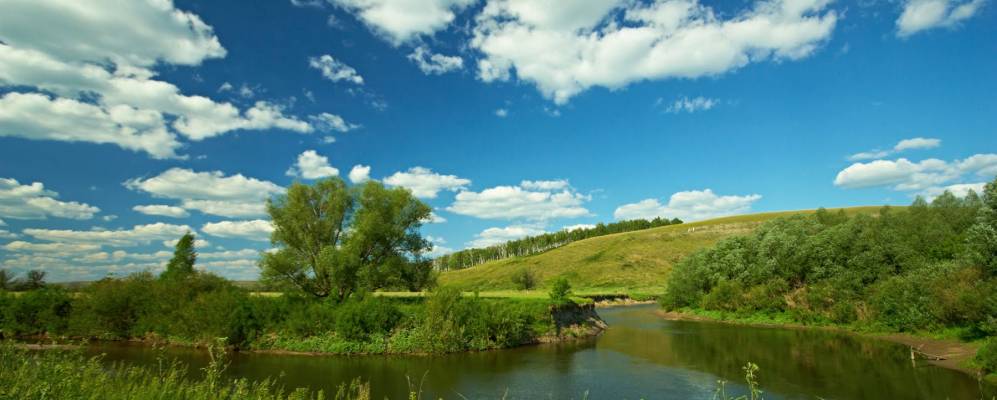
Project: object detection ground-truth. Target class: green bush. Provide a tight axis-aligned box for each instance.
[2,287,72,336]
[335,297,402,341]
[511,268,536,290]
[701,280,744,312]
[549,277,572,305]
[977,338,997,374]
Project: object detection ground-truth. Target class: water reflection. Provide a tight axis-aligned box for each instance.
[88,305,994,399]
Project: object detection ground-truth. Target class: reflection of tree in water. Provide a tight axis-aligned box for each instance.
[596,316,986,399]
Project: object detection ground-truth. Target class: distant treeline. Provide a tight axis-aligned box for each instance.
[433,217,682,271]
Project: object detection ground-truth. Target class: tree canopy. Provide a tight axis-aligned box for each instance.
[260,178,434,300]
[161,232,197,280]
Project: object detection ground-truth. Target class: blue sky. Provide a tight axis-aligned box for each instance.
[1,0,994,281]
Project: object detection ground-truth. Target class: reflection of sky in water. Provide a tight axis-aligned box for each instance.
[89,305,991,400]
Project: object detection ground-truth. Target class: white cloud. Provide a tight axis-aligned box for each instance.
[202,220,274,241]
[133,204,190,218]
[0,177,100,220]
[0,0,225,67]
[848,137,942,161]
[0,92,183,159]
[408,45,464,75]
[495,108,509,117]
[287,150,340,179]
[162,238,210,249]
[614,189,762,221]
[125,168,283,218]
[310,112,360,132]
[520,179,570,191]
[0,218,5,226]
[309,55,364,84]
[349,164,372,183]
[897,0,985,37]
[894,137,941,151]
[472,0,837,104]
[0,229,19,239]
[424,211,448,224]
[384,167,470,198]
[833,153,997,193]
[563,223,596,232]
[664,96,719,113]
[0,9,313,157]
[3,240,101,255]
[920,182,987,200]
[23,223,193,247]
[424,235,454,257]
[469,224,546,248]
[321,136,337,144]
[200,248,260,260]
[329,0,476,45]
[447,184,591,221]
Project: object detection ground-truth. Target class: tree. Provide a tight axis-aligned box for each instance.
[0,269,12,291]
[260,178,432,300]
[549,277,572,304]
[511,268,536,290]
[968,177,997,277]
[162,232,197,280]
[24,270,46,290]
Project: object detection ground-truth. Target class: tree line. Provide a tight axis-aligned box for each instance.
[432,217,682,271]
[661,177,997,374]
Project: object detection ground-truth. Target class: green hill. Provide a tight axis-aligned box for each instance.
[438,207,885,295]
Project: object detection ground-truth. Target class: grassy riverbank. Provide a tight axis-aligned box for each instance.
[0,276,604,356]
[659,183,997,380]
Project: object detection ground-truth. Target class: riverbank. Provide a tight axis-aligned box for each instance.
[657,308,991,381]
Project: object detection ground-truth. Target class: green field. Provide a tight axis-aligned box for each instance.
[438,207,886,294]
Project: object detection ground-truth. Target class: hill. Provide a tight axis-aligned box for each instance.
[438,207,886,295]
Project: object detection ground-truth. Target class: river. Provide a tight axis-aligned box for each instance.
[87,305,995,399]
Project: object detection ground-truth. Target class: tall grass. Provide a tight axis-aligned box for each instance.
[0,342,370,400]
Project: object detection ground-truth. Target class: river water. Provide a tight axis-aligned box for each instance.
[88,305,995,399]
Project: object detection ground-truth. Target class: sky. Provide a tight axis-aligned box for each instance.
[0,0,995,282]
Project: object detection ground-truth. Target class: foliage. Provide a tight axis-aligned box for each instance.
[977,338,997,374]
[433,217,681,271]
[0,269,10,291]
[0,343,372,400]
[968,179,997,277]
[0,287,71,336]
[662,180,997,341]
[549,277,572,305]
[161,232,197,280]
[260,178,432,300]
[511,268,536,290]
[334,297,402,341]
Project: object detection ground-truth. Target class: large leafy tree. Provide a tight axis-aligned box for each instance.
[260,178,433,300]
[969,177,997,277]
[162,232,197,280]
[0,269,11,291]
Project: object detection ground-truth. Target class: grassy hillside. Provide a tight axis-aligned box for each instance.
[438,207,885,294]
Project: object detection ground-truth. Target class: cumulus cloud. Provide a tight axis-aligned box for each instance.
[614,189,762,221]
[447,183,591,221]
[133,204,189,218]
[162,237,210,249]
[424,211,447,224]
[287,150,340,179]
[349,164,372,183]
[897,0,985,37]
[329,0,476,44]
[202,220,274,241]
[23,223,193,247]
[0,177,100,220]
[384,167,470,198]
[309,54,364,84]
[0,230,20,239]
[663,96,719,113]
[469,224,546,248]
[472,0,837,104]
[0,2,317,158]
[563,223,596,232]
[495,108,509,117]
[848,137,942,161]
[408,45,464,74]
[125,168,283,218]
[834,153,997,193]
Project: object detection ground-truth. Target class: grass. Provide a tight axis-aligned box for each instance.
[438,207,885,293]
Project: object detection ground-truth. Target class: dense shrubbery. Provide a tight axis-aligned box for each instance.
[662,179,997,341]
[978,338,997,374]
[0,271,558,354]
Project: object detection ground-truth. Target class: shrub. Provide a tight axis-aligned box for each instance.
[2,287,72,336]
[335,297,402,341]
[977,337,997,374]
[701,280,743,312]
[549,277,572,305]
[511,268,536,290]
